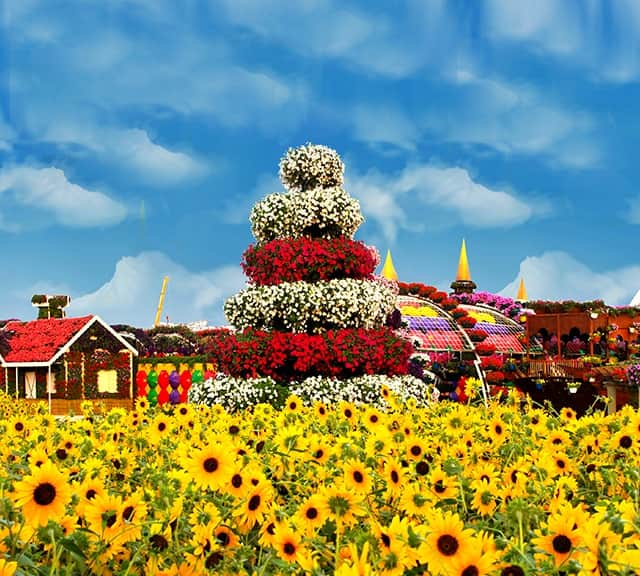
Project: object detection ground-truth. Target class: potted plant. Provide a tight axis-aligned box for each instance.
[567,381,581,394]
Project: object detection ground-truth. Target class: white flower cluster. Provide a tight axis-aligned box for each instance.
[188,373,284,412]
[189,373,435,411]
[279,143,344,191]
[224,278,397,332]
[250,186,364,243]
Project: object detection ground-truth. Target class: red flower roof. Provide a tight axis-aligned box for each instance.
[2,316,94,363]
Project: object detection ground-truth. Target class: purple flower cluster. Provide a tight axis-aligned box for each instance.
[452,291,523,319]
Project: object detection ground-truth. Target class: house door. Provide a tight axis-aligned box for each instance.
[25,372,37,399]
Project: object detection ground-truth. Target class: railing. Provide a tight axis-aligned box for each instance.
[528,359,590,378]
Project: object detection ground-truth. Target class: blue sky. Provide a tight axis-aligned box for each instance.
[2,0,640,327]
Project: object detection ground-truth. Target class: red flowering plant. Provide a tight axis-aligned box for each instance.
[485,370,506,384]
[430,291,448,304]
[242,238,377,285]
[467,328,488,342]
[450,307,469,320]
[475,343,497,356]
[480,355,503,370]
[440,298,459,311]
[457,316,477,329]
[206,327,413,383]
[397,282,437,299]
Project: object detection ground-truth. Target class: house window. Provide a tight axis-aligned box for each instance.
[97,370,118,394]
[25,372,37,399]
[47,372,56,394]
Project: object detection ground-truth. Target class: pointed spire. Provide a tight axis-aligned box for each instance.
[456,239,471,281]
[450,238,477,294]
[516,277,528,301]
[381,249,398,281]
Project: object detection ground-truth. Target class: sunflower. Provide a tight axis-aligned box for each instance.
[405,437,429,461]
[362,407,384,428]
[272,524,314,570]
[184,444,234,490]
[487,417,508,444]
[422,510,474,575]
[343,460,372,493]
[13,461,72,527]
[447,537,499,576]
[338,401,358,425]
[294,493,327,535]
[559,407,576,421]
[220,464,252,499]
[383,459,405,498]
[399,483,432,518]
[83,492,124,538]
[428,468,458,500]
[117,490,147,544]
[471,480,497,516]
[307,435,332,465]
[8,416,29,437]
[214,524,239,550]
[313,401,329,422]
[233,482,273,531]
[320,484,366,527]
[0,559,18,576]
[532,510,582,567]
[284,395,303,414]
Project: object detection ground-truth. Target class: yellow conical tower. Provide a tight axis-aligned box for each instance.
[516,277,528,301]
[381,249,399,281]
[450,238,477,294]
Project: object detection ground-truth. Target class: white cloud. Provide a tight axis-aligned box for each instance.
[423,76,599,167]
[0,165,127,229]
[68,251,246,327]
[44,126,207,185]
[0,116,15,151]
[348,163,541,241]
[499,251,640,305]
[351,105,419,150]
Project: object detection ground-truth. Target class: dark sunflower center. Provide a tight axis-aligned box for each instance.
[203,457,219,473]
[481,474,490,482]
[122,506,135,522]
[434,479,446,493]
[34,482,56,505]
[158,422,166,432]
[344,409,352,418]
[179,407,188,415]
[248,494,261,511]
[266,522,276,535]
[510,471,518,483]
[370,415,378,423]
[289,402,297,410]
[620,435,632,448]
[149,534,168,550]
[15,422,24,431]
[86,489,97,500]
[552,534,572,554]
[231,474,243,488]
[391,470,399,483]
[381,533,391,548]
[205,552,223,568]
[217,531,230,546]
[353,471,364,483]
[437,534,459,556]
[229,425,240,435]
[410,445,422,456]
[495,425,503,435]
[500,566,525,576]
[306,507,318,520]
[56,448,68,460]
[557,459,566,469]
[104,511,117,528]
[283,542,296,556]
[314,449,324,459]
[415,461,429,476]
[319,407,326,415]
[462,566,479,576]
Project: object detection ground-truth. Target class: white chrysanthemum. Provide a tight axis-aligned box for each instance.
[224,278,397,333]
[279,143,344,191]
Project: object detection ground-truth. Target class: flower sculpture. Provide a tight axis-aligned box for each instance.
[193,144,430,408]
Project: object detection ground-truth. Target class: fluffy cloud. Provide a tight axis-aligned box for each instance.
[483,0,640,83]
[351,105,419,150]
[68,252,246,327]
[348,163,541,241]
[0,165,127,230]
[499,251,640,305]
[423,75,599,168]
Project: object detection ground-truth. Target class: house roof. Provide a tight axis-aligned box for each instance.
[1,315,138,366]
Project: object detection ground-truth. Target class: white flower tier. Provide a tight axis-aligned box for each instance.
[250,186,364,243]
[224,278,397,333]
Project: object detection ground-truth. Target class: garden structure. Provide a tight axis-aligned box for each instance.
[0,315,137,414]
[190,144,431,409]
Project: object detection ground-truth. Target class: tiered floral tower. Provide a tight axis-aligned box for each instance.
[194,144,430,408]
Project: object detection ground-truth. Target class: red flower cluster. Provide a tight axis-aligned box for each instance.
[457,316,477,328]
[398,282,438,299]
[207,328,413,382]
[242,238,377,285]
[485,370,505,383]
[480,355,503,370]
[440,299,459,311]
[450,307,468,319]
[2,316,93,362]
[467,328,488,342]
[475,342,497,356]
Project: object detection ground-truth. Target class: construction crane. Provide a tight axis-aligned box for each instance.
[154,276,169,327]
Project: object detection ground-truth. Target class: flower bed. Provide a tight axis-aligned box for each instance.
[242,237,378,285]
[207,327,413,382]
[2,390,640,574]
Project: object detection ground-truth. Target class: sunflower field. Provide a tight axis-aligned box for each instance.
[1,389,640,576]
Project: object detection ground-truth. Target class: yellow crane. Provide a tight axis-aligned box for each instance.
[154,276,169,327]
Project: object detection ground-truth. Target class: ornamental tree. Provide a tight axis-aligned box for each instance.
[203,144,423,400]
